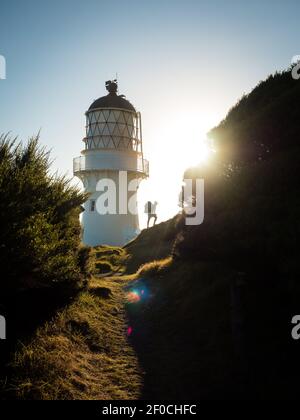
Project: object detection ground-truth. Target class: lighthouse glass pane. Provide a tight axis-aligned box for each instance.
[118,112,125,124]
[127,112,135,125]
[124,113,130,124]
[112,124,120,136]
[93,111,101,122]
[102,124,110,135]
[127,124,134,137]
[113,110,120,120]
[89,125,95,137]
[93,124,99,136]
[102,110,110,121]
[118,123,126,136]
[107,139,114,148]
[107,111,116,123]
[98,112,106,123]
[107,122,115,134]
[95,123,105,135]
[87,126,92,137]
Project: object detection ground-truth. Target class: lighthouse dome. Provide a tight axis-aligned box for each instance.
[88,80,136,112]
[89,94,136,112]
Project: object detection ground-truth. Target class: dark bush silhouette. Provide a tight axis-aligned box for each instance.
[0,134,91,295]
[208,65,300,169]
[171,66,300,398]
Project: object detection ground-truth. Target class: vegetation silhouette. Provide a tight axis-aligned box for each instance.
[0,135,93,394]
[125,65,300,399]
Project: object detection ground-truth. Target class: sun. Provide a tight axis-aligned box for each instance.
[138,110,215,227]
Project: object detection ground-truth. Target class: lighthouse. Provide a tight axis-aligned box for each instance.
[73,80,149,246]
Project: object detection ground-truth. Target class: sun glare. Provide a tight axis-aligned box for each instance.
[138,109,216,227]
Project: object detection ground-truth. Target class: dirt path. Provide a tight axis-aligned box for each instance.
[8,273,144,400]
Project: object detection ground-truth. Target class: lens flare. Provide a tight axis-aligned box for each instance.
[126,290,141,303]
[126,285,150,304]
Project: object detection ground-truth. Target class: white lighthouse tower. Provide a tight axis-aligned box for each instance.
[73,80,149,247]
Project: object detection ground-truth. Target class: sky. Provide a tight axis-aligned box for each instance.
[0,0,299,226]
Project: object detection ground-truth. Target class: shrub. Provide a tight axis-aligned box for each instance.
[208,66,300,169]
[0,134,89,294]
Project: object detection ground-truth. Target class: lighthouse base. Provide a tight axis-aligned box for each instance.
[81,212,140,247]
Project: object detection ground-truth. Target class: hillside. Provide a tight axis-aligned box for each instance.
[125,66,300,399]
[5,234,239,400]
[4,247,143,400]
[208,66,300,167]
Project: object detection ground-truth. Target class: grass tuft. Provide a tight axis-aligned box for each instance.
[136,257,173,277]
[8,272,142,400]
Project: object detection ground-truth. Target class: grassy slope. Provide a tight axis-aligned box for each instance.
[125,259,239,399]
[5,219,257,400]
[124,216,179,273]
[6,220,191,400]
[6,247,142,400]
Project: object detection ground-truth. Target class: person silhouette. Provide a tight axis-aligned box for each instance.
[145,201,158,228]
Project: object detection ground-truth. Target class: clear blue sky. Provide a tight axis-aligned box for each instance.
[0,0,299,221]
